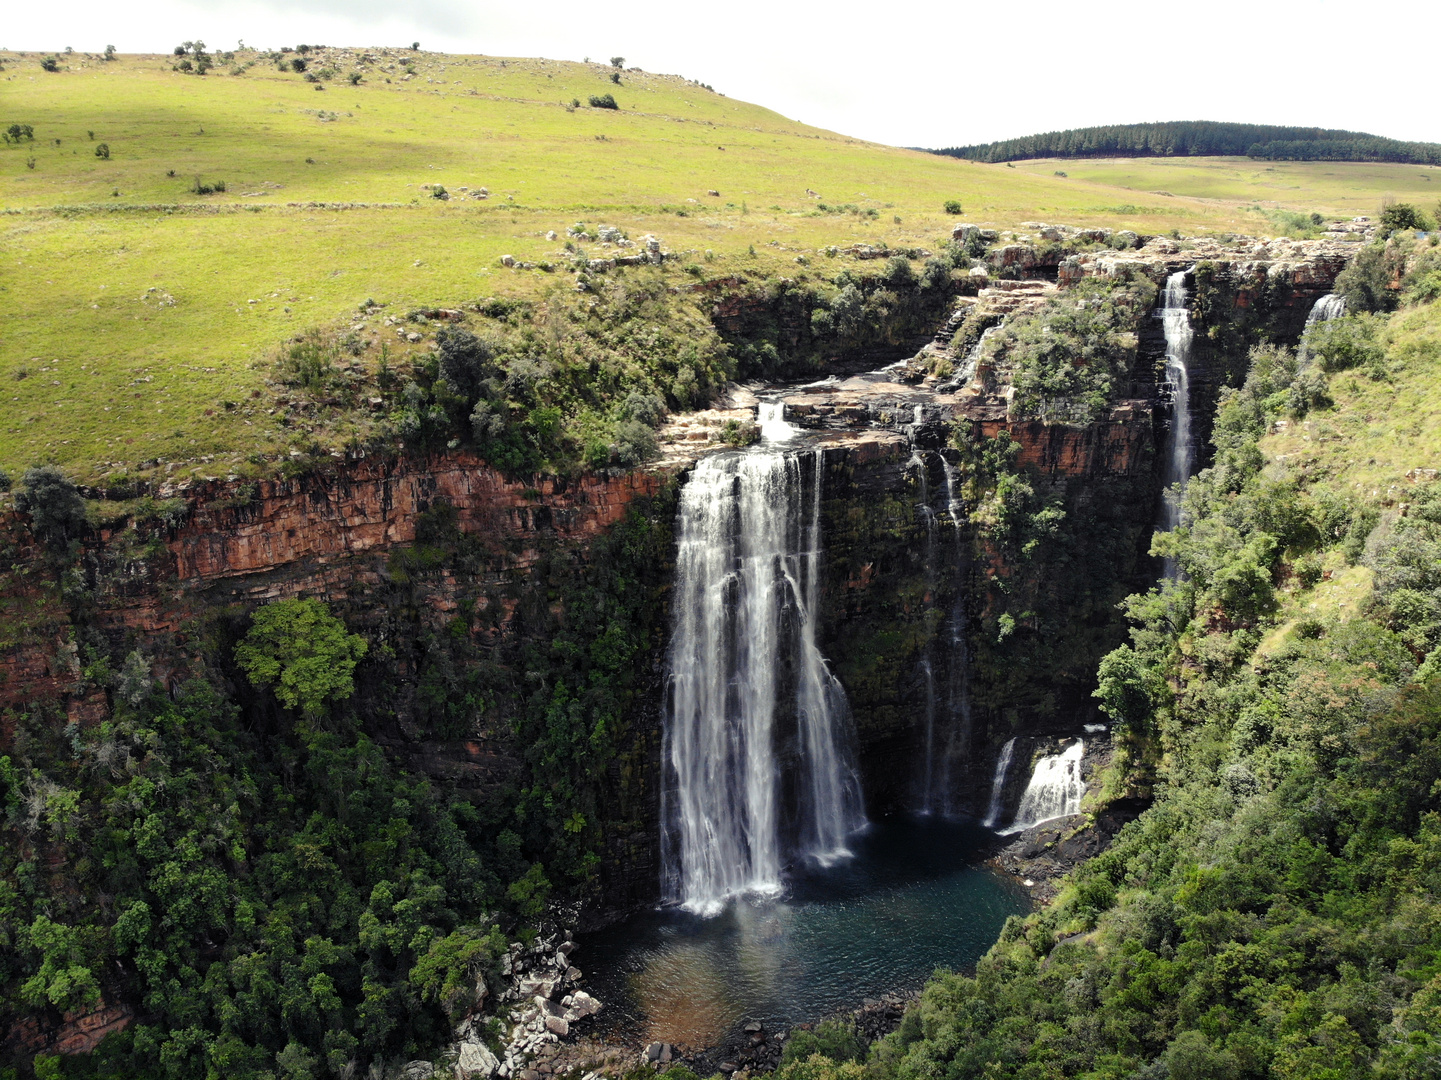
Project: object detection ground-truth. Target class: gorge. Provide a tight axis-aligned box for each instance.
[1,224,1382,1073]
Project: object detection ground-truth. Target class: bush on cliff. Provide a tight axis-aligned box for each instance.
[998,272,1157,423]
[14,465,87,551]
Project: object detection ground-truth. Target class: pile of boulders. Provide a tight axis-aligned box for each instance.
[446,929,605,1080]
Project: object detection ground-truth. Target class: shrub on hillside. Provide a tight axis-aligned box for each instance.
[943,199,963,214]
[1333,244,1399,313]
[437,326,501,404]
[588,94,618,110]
[94,143,110,159]
[14,466,87,550]
[610,419,658,466]
[1380,201,1432,236]
[0,467,10,493]
[781,1020,865,1067]
[882,255,916,289]
[4,123,35,144]
[40,56,60,72]
[1307,313,1387,377]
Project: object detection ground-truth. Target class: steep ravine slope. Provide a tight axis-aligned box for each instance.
[0,232,1355,1071]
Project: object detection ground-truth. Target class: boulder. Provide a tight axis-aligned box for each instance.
[403,1063,436,1080]
[457,1041,499,1078]
[645,1042,664,1062]
[501,255,516,267]
[544,1015,569,1037]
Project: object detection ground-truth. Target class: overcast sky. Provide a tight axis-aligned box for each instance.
[8,0,1437,149]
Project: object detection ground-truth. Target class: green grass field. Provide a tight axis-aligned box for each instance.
[1,46,1430,480]
[1010,156,1441,217]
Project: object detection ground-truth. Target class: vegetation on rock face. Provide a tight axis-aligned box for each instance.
[785,270,1441,1080]
[990,273,1157,424]
[0,470,676,1075]
[234,598,368,719]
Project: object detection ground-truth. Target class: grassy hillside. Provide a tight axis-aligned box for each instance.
[1010,156,1441,219]
[1,46,1433,482]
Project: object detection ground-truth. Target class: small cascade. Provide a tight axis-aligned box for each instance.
[959,321,1004,386]
[758,401,798,442]
[981,738,1016,828]
[1298,293,1346,361]
[661,447,865,914]
[1004,741,1085,834]
[1159,270,1195,577]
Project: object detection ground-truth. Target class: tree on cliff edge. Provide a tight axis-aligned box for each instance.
[235,598,368,722]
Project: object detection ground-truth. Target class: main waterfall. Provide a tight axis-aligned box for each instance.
[660,442,866,915]
[1159,270,1195,576]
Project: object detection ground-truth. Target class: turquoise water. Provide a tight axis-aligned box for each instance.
[581,817,1028,1047]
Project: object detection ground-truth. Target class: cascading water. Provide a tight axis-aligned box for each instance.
[660,438,865,915]
[1003,740,1085,833]
[1298,293,1346,361]
[1159,271,1195,577]
[911,452,974,816]
[981,738,1015,828]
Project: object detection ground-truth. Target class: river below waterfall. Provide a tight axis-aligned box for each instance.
[582,817,1028,1049]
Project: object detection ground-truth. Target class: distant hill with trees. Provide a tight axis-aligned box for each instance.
[930,121,1441,165]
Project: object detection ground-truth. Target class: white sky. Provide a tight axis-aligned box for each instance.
[7,0,1438,149]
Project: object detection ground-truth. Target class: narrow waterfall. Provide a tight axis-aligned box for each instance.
[660,446,865,914]
[1004,741,1085,833]
[1298,293,1346,361]
[911,452,940,814]
[981,738,1016,828]
[959,321,1004,385]
[911,453,973,816]
[1159,271,1195,577]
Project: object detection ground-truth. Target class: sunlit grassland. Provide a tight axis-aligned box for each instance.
[1262,299,1441,499]
[1011,155,1441,219]
[2,48,1433,479]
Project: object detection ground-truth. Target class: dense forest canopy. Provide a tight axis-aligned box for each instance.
[930,121,1441,165]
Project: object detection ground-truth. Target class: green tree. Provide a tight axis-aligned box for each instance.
[14,465,87,550]
[235,598,368,718]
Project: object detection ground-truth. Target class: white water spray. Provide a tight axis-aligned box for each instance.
[1159,271,1195,577]
[661,449,865,914]
[758,401,798,442]
[981,738,1016,828]
[1298,293,1346,361]
[1004,741,1085,834]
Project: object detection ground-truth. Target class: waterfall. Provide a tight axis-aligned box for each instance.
[912,451,940,815]
[660,448,865,914]
[1298,293,1346,361]
[1003,741,1085,834]
[757,401,797,442]
[959,321,1004,385]
[1159,271,1195,577]
[981,738,1015,828]
[910,453,973,816]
